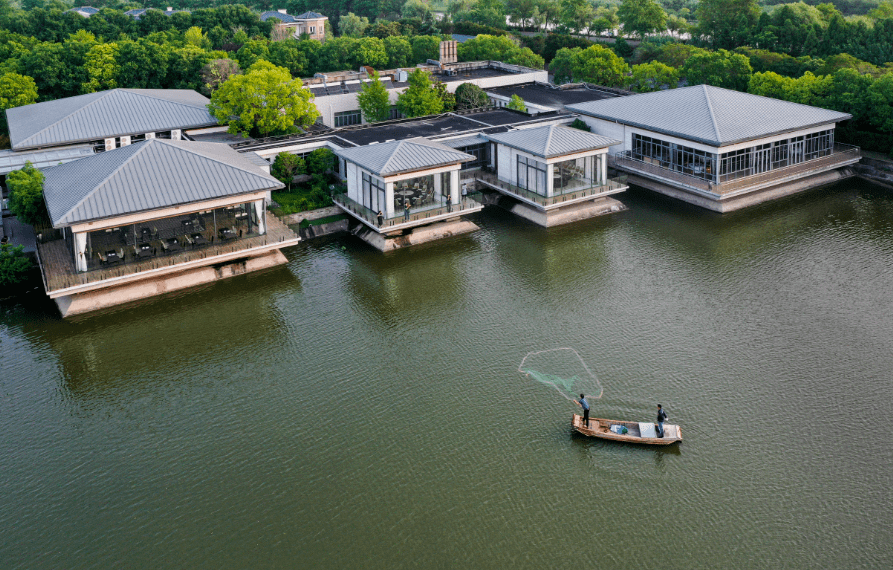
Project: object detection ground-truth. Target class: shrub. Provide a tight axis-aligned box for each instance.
[6,162,47,227]
[0,243,33,287]
[569,118,591,132]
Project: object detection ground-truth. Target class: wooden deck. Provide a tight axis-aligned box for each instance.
[36,215,299,294]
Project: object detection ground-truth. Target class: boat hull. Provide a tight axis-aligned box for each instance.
[572,414,682,445]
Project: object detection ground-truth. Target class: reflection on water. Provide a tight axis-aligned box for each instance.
[2,179,893,569]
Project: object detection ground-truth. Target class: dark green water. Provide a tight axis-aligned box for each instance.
[2,181,892,569]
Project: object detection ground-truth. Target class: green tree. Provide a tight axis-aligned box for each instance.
[339,12,370,38]
[506,93,527,112]
[235,39,270,70]
[455,83,490,110]
[7,162,47,227]
[184,26,211,50]
[209,61,319,138]
[271,152,306,191]
[681,49,753,92]
[0,243,32,287]
[268,40,308,76]
[200,58,241,95]
[867,72,893,137]
[396,68,444,118]
[617,0,666,39]
[561,44,631,87]
[628,61,679,92]
[695,0,760,50]
[82,42,119,93]
[403,0,433,20]
[383,35,412,68]
[306,147,335,176]
[0,72,38,132]
[433,81,456,112]
[357,71,391,123]
[560,0,593,35]
[411,35,441,64]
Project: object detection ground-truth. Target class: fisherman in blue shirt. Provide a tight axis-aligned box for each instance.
[576,394,590,427]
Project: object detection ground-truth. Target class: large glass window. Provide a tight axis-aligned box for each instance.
[718,129,834,180]
[459,143,488,170]
[81,202,263,272]
[392,172,452,217]
[334,110,361,127]
[517,155,548,195]
[362,172,386,213]
[632,133,716,181]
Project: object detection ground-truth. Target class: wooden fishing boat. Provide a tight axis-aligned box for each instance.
[572,414,682,445]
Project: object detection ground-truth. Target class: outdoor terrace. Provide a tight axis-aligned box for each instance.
[333,190,484,232]
[36,215,298,294]
[468,170,627,210]
[611,143,861,198]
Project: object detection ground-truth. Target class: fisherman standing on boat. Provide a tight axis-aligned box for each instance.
[656,404,668,437]
[577,394,590,427]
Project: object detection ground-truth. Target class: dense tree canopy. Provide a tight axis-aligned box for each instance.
[209,61,319,138]
[396,68,443,118]
[357,71,391,123]
[617,0,667,40]
[7,162,47,227]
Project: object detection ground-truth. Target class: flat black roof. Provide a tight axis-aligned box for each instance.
[232,108,575,152]
[335,109,572,146]
[486,83,623,109]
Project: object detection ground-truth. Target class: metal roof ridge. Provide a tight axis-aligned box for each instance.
[159,139,273,180]
[701,85,722,144]
[56,141,147,225]
[379,139,409,174]
[117,88,208,109]
[544,124,557,154]
[15,91,107,149]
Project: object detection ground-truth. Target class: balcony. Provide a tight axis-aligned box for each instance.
[611,143,861,198]
[469,170,628,210]
[36,215,299,295]
[333,190,484,233]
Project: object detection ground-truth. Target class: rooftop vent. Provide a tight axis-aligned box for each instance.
[278,9,287,14]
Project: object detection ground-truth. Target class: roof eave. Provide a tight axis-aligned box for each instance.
[569,109,851,149]
[12,119,221,151]
[50,184,283,229]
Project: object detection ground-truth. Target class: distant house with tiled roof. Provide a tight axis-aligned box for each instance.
[68,6,99,17]
[124,7,187,20]
[261,9,327,42]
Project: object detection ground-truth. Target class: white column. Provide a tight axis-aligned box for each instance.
[74,232,88,273]
[385,181,395,218]
[546,163,554,197]
[433,172,442,200]
[450,170,460,204]
[600,153,607,185]
[254,200,266,234]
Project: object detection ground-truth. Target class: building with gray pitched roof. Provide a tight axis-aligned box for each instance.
[567,85,860,212]
[35,139,298,317]
[6,89,218,152]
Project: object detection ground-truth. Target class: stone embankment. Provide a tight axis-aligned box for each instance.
[279,206,349,240]
[854,156,893,189]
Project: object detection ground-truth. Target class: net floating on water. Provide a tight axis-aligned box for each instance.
[519,348,603,403]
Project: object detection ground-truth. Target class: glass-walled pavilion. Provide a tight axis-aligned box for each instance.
[75,201,266,273]
[630,130,836,184]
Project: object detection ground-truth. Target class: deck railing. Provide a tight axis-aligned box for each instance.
[37,215,299,293]
[469,170,627,208]
[332,190,483,230]
[611,143,861,196]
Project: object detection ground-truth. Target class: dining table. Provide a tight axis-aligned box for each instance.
[220,228,236,240]
[137,243,154,258]
[166,238,182,252]
[105,250,120,264]
[191,233,207,246]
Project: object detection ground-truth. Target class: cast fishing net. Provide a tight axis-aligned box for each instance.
[518,348,603,403]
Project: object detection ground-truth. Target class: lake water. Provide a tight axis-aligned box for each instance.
[2,181,892,568]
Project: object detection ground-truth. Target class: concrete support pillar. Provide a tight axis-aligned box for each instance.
[254,200,266,234]
[601,153,607,185]
[74,231,88,273]
[385,181,395,218]
[433,172,442,201]
[450,170,460,205]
